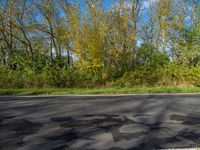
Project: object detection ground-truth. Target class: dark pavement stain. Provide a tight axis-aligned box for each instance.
[45,130,78,150]
[170,114,200,125]
[46,130,78,143]
[51,117,73,123]
[0,113,200,150]
[132,131,200,150]
[178,131,200,144]
[131,136,181,150]
[50,114,200,149]
[51,114,140,142]
[0,115,43,150]
[0,115,15,124]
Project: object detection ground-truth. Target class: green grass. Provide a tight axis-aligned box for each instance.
[0,86,200,96]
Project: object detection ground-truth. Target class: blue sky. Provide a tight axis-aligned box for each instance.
[103,0,112,9]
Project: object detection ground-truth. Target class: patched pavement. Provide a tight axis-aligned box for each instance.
[0,94,200,149]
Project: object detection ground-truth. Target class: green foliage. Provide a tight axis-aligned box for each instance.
[0,0,199,89]
[136,44,169,67]
[1,86,200,96]
[179,28,200,66]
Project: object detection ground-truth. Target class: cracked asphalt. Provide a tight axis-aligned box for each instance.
[0,94,200,150]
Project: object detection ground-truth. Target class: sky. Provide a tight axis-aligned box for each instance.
[103,0,112,9]
[102,0,200,9]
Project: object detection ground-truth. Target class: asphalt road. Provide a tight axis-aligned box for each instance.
[0,94,200,150]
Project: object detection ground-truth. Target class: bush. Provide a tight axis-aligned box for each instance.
[0,62,199,88]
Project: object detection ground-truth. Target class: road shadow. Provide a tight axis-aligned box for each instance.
[0,95,200,149]
[48,113,200,149]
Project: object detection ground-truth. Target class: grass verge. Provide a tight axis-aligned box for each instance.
[0,86,200,96]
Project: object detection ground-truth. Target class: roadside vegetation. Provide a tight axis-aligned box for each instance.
[0,0,199,90]
[1,87,200,96]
